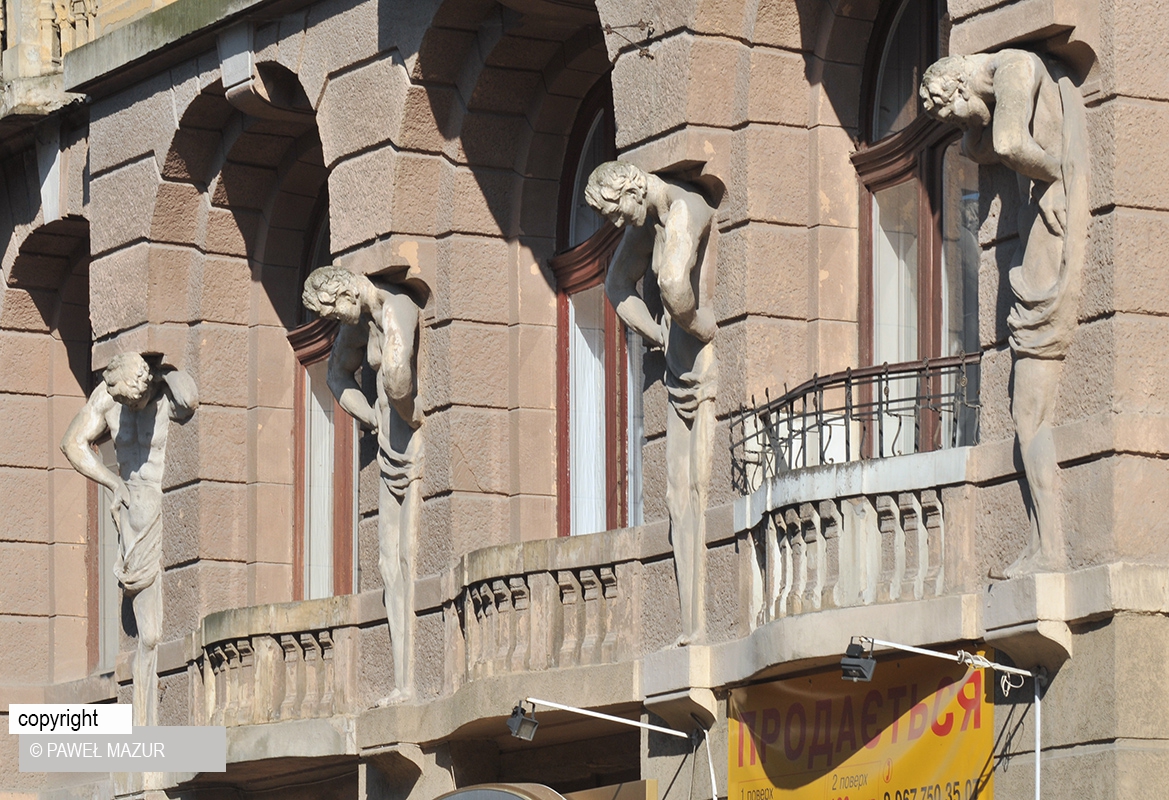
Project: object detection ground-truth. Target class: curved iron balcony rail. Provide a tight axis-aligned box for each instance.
[729,353,982,495]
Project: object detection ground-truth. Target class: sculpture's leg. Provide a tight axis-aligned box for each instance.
[666,401,707,646]
[1004,355,1064,577]
[130,576,162,727]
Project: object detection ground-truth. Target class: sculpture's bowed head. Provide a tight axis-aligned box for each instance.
[920,55,991,130]
[584,161,649,229]
[303,265,363,325]
[104,353,153,410]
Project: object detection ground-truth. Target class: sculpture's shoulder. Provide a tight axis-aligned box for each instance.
[160,369,199,421]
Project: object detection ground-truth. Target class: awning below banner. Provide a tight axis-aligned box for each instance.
[435,784,569,800]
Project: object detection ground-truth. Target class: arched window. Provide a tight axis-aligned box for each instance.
[853,0,980,447]
[288,189,358,599]
[548,76,643,537]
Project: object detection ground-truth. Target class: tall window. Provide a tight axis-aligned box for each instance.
[289,200,357,599]
[549,76,643,537]
[853,0,980,448]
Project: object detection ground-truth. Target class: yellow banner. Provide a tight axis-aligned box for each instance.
[728,653,994,800]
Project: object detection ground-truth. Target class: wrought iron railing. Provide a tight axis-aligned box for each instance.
[729,354,981,494]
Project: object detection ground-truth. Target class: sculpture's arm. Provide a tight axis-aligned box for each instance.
[605,225,664,347]
[60,385,124,503]
[162,369,199,421]
[961,124,999,165]
[327,324,379,431]
[990,58,1062,184]
[658,199,715,343]
[380,294,421,430]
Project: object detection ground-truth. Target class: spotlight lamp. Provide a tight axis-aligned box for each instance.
[507,701,539,741]
[840,636,876,682]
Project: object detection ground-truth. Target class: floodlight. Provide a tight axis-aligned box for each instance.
[840,639,876,682]
[507,702,538,741]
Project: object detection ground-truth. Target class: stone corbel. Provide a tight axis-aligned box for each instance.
[982,572,1073,675]
[216,22,314,123]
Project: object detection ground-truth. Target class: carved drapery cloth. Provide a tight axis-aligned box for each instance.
[1006,68,1089,359]
[378,429,422,500]
[115,486,162,594]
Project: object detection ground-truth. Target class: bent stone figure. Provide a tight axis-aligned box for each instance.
[921,50,1089,577]
[585,161,718,645]
[61,353,198,726]
[303,265,423,704]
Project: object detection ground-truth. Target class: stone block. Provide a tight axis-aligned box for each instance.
[164,405,246,486]
[162,480,248,566]
[424,322,509,412]
[400,83,458,155]
[89,71,176,177]
[810,318,859,376]
[449,490,510,559]
[162,128,222,184]
[50,466,86,545]
[511,238,557,327]
[0,617,50,683]
[751,0,819,51]
[90,243,150,338]
[468,67,543,116]
[204,207,259,257]
[451,166,518,237]
[814,59,862,130]
[1114,313,1169,416]
[523,131,567,181]
[211,163,277,212]
[298,0,382,109]
[198,255,251,325]
[809,125,854,228]
[511,493,556,542]
[509,323,556,411]
[51,542,87,617]
[0,467,49,543]
[50,337,88,399]
[686,37,750,128]
[257,263,301,329]
[250,325,297,410]
[249,561,294,606]
[162,560,248,642]
[49,615,88,684]
[1110,1,1169,101]
[190,323,249,408]
[411,27,477,84]
[531,92,582,137]
[704,542,741,643]
[330,145,398,253]
[1056,315,1113,425]
[424,405,509,497]
[972,477,1029,579]
[49,395,84,470]
[693,0,751,38]
[0,287,53,333]
[508,408,555,496]
[150,180,208,245]
[458,112,528,170]
[978,245,1013,349]
[715,316,808,416]
[640,434,668,526]
[724,124,809,228]
[392,153,447,237]
[747,48,807,127]
[0,394,48,468]
[90,157,160,256]
[251,482,294,564]
[715,222,809,322]
[1095,99,1169,213]
[611,33,691,149]
[357,512,381,592]
[811,224,858,322]
[147,245,200,324]
[640,556,682,651]
[519,177,558,240]
[319,52,408,165]
[0,331,50,395]
[434,234,510,326]
[0,543,50,615]
[1111,209,1169,317]
[249,405,294,485]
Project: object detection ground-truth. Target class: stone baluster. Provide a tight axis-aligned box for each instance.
[557,570,581,667]
[773,511,793,619]
[300,633,321,718]
[527,572,557,671]
[509,577,530,672]
[579,570,601,665]
[236,639,255,725]
[319,631,336,716]
[613,562,638,661]
[841,496,878,605]
[784,508,805,616]
[921,489,945,596]
[206,646,225,726]
[492,579,511,672]
[875,494,904,602]
[222,642,240,727]
[800,502,824,612]
[599,567,618,662]
[747,521,767,629]
[252,635,278,724]
[479,582,497,678]
[899,493,925,600]
[819,499,844,609]
[464,586,482,678]
[279,634,301,720]
[444,599,465,694]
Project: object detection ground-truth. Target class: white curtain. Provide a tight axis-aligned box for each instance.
[569,285,607,536]
[305,360,334,599]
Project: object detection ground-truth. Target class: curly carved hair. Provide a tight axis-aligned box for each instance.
[302,265,358,315]
[584,161,647,216]
[104,352,151,403]
[919,55,972,115]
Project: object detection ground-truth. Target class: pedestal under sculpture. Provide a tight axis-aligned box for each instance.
[302,265,424,704]
[585,161,719,645]
[921,50,1089,577]
[61,352,198,726]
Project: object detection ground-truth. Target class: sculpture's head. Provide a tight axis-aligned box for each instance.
[303,265,363,325]
[584,161,649,229]
[105,353,154,410]
[920,56,991,130]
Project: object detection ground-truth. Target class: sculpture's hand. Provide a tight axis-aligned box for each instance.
[111,479,130,532]
[1037,184,1066,237]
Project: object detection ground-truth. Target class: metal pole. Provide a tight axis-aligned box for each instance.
[525,697,689,739]
[1034,672,1042,800]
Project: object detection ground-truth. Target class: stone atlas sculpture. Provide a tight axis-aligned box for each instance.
[921,50,1089,577]
[585,161,719,645]
[302,265,425,704]
[61,352,199,726]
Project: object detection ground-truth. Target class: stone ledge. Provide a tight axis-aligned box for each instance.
[227,716,357,762]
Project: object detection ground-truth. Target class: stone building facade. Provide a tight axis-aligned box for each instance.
[0,0,1166,797]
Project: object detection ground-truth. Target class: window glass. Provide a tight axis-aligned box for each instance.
[569,111,608,248]
[304,359,335,599]
[569,283,607,536]
[96,439,119,672]
[873,0,923,140]
[941,142,980,357]
[872,180,919,365]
